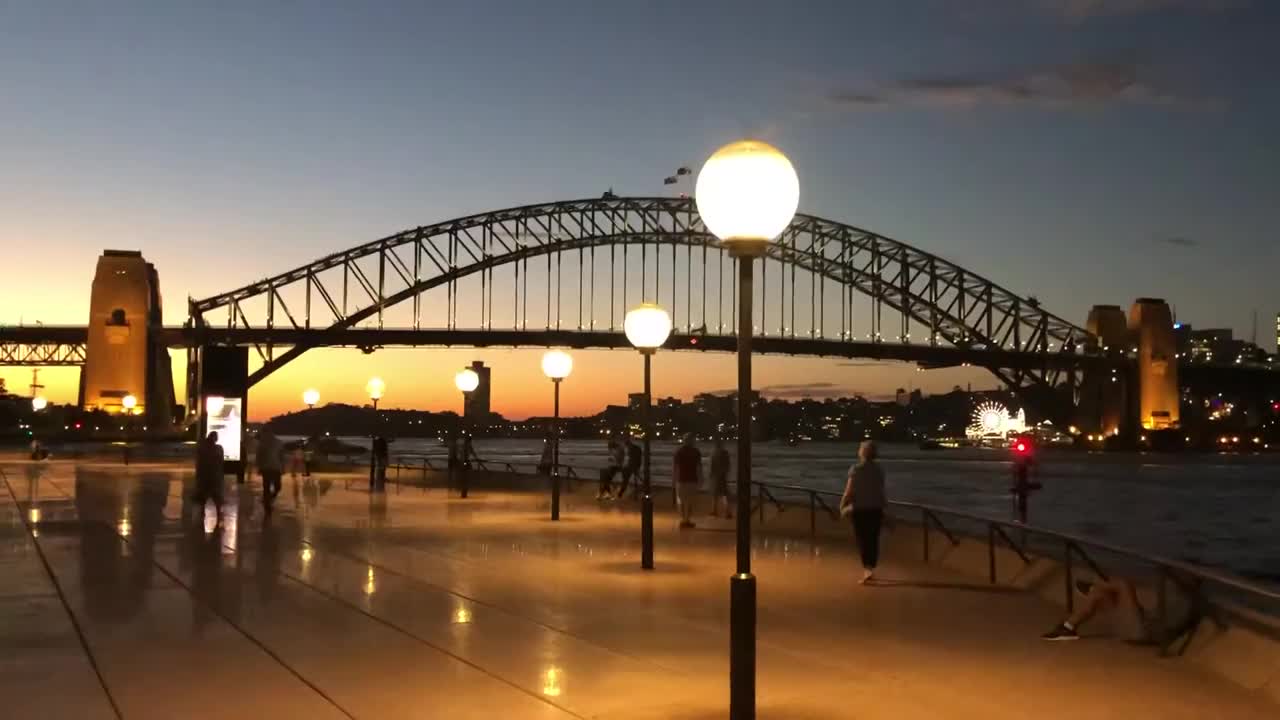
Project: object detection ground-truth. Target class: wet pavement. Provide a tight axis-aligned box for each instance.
[0,458,1273,719]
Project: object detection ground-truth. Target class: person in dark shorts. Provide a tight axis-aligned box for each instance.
[708,438,732,518]
[839,440,886,584]
[672,434,703,528]
[256,430,285,512]
[1041,577,1194,643]
[615,436,642,499]
[194,431,225,519]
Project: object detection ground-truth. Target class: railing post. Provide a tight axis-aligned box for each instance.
[922,509,930,563]
[1064,542,1074,612]
[988,523,996,584]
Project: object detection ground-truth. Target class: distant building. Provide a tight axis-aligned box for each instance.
[463,361,491,422]
[1189,329,1240,364]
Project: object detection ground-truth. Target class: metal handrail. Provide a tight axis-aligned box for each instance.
[318,452,1280,607]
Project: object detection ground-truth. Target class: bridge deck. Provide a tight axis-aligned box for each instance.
[0,457,1273,719]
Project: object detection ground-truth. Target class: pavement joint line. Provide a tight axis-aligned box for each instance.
[0,465,125,720]
[270,559,590,720]
[36,470,360,720]
[292,532,693,675]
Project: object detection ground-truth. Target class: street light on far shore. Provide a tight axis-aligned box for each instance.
[122,394,137,414]
[541,350,573,521]
[303,388,320,408]
[624,303,672,571]
[366,377,385,410]
[31,396,48,412]
[697,138,799,720]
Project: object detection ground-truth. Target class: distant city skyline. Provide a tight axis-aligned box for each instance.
[3,0,1277,420]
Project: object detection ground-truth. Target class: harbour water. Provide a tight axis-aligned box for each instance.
[351,436,1280,586]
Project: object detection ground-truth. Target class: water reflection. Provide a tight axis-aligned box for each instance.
[71,467,168,623]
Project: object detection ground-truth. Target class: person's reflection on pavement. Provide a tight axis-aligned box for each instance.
[75,466,137,623]
[255,511,282,604]
[369,490,388,530]
[184,500,224,635]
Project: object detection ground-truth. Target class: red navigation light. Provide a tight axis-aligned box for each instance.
[1272,402,1279,412]
[689,337,699,345]
[74,422,82,429]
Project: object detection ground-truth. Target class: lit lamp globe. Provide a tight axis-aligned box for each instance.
[695,139,799,256]
[455,368,480,393]
[625,303,673,352]
[366,377,386,401]
[541,350,573,380]
[31,396,48,412]
[122,394,138,415]
[303,389,320,408]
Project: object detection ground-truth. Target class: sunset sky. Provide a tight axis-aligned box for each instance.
[3,1,1277,420]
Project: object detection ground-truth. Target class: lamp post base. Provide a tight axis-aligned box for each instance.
[729,572,757,719]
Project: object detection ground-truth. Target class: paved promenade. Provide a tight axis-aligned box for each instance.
[0,457,1274,719]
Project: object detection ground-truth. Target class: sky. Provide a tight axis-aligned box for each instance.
[2,0,1277,420]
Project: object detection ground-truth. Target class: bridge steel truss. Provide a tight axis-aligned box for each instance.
[189,196,1096,417]
[0,340,87,366]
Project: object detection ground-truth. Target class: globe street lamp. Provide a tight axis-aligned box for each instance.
[303,388,320,409]
[454,368,480,499]
[31,396,48,412]
[121,394,138,465]
[541,350,573,521]
[696,139,799,720]
[366,377,386,487]
[366,377,385,411]
[624,303,672,570]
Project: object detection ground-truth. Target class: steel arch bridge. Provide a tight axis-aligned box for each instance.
[189,196,1097,418]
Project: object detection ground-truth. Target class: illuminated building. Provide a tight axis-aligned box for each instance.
[1129,298,1179,430]
[80,250,175,427]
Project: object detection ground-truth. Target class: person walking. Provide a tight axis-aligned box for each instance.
[708,437,732,519]
[256,430,285,513]
[536,435,554,476]
[598,439,620,499]
[672,434,703,529]
[615,436,643,499]
[372,435,390,491]
[194,431,225,521]
[839,440,887,584]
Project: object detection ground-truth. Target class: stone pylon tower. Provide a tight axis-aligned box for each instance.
[80,250,175,428]
[1129,298,1179,430]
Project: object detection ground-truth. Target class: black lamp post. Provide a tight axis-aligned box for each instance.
[695,139,800,720]
[624,303,672,570]
[541,350,573,520]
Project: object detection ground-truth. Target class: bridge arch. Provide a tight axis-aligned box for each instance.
[190,196,1094,417]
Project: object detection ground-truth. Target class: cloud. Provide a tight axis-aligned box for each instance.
[1034,0,1245,21]
[1156,236,1200,247]
[828,59,1214,112]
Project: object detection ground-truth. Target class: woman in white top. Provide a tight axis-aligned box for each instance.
[839,440,887,584]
